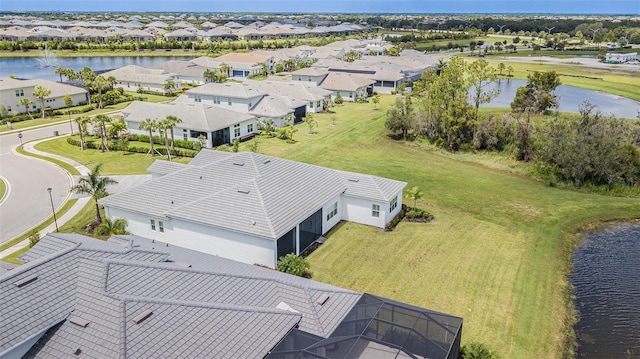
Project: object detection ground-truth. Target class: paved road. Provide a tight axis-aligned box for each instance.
[0,122,75,243]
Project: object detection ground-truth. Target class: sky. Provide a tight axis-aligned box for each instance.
[1,0,639,14]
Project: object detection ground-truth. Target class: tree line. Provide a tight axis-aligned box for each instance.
[385,56,640,189]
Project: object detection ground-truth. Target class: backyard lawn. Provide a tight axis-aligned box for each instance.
[239,96,640,359]
[30,94,639,358]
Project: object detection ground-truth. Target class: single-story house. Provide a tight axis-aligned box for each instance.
[318,72,375,101]
[150,60,209,85]
[214,52,275,78]
[0,77,88,116]
[121,96,256,147]
[291,67,330,85]
[101,65,179,94]
[0,233,463,359]
[100,150,407,268]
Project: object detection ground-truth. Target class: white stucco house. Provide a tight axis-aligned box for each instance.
[101,65,180,94]
[100,150,407,268]
[0,77,88,116]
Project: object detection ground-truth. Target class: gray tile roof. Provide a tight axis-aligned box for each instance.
[150,60,209,79]
[146,160,189,177]
[101,65,175,85]
[249,95,304,118]
[244,79,333,102]
[187,82,267,99]
[320,72,375,92]
[3,233,362,358]
[122,98,255,133]
[101,151,405,240]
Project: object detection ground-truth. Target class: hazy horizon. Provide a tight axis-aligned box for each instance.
[2,0,639,15]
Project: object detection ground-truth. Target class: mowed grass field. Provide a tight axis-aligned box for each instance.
[242,95,640,358]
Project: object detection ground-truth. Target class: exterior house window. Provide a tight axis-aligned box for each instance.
[390,197,398,212]
[183,133,188,140]
[15,89,24,97]
[372,204,380,218]
[309,102,314,108]
[234,124,240,137]
[228,98,232,106]
[317,101,321,107]
[349,92,353,98]
[159,221,164,233]
[213,96,220,104]
[150,219,156,231]
[247,123,254,133]
[195,95,202,102]
[327,202,338,221]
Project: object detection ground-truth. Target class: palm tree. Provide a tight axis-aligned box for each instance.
[75,116,91,150]
[55,66,64,82]
[139,118,158,156]
[164,80,176,96]
[92,75,111,109]
[157,118,172,161]
[19,98,33,120]
[94,217,129,236]
[203,69,216,83]
[71,163,117,224]
[220,63,231,77]
[165,115,182,149]
[93,114,111,152]
[406,186,423,211]
[64,94,73,133]
[32,85,51,118]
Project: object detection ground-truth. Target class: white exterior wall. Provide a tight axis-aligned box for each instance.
[229,118,258,142]
[384,191,403,224]
[306,99,324,113]
[341,196,387,228]
[292,75,325,86]
[105,207,277,267]
[115,81,165,93]
[0,88,87,115]
[321,193,343,234]
[189,92,263,114]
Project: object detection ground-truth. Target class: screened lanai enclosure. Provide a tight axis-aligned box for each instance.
[266,294,463,359]
[277,209,324,260]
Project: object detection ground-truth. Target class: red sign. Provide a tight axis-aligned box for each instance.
[18,133,23,139]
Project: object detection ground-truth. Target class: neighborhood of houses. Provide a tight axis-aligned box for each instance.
[0,27,470,358]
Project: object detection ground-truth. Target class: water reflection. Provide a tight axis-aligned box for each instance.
[477,79,640,119]
[569,222,640,358]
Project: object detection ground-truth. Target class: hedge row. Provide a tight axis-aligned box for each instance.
[66,137,199,157]
[130,133,202,150]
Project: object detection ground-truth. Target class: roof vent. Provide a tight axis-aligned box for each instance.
[174,261,192,268]
[237,189,250,194]
[132,309,153,324]
[73,348,82,356]
[233,162,245,166]
[13,275,37,288]
[263,159,271,164]
[316,294,330,306]
[68,316,90,328]
[347,178,360,183]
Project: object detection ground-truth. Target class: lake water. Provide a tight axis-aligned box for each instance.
[479,79,640,119]
[0,56,196,82]
[569,222,640,358]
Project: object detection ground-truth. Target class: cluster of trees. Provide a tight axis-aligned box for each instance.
[385,56,640,188]
[55,66,118,108]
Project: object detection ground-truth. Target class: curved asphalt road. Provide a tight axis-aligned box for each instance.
[0,122,74,244]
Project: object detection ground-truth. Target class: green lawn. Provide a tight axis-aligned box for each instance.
[34,136,191,175]
[0,177,6,202]
[238,96,640,358]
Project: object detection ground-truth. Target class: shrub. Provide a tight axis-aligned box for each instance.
[28,230,40,248]
[460,342,500,359]
[276,254,312,278]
